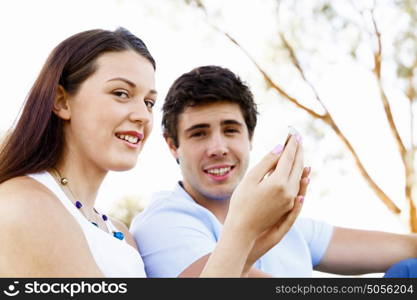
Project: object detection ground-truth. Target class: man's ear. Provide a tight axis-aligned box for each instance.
[164,135,179,163]
[52,85,71,120]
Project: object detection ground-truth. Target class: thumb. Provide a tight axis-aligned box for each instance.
[246,144,283,183]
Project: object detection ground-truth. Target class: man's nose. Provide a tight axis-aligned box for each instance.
[206,134,228,157]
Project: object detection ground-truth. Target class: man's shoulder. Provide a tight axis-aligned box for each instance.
[146,187,196,213]
[294,217,333,231]
[130,185,209,231]
[291,216,334,251]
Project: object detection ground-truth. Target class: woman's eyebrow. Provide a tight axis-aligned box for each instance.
[106,77,136,87]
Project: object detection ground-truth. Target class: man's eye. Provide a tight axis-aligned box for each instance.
[191,132,205,138]
[225,128,239,134]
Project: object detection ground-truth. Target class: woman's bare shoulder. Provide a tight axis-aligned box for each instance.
[0,176,102,277]
[0,176,61,213]
[0,175,75,237]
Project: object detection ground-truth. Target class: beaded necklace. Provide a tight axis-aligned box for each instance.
[51,168,124,241]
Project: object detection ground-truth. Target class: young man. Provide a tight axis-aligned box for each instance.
[130,66,417,277]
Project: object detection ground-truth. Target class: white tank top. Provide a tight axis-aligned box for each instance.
[28,171,146,277]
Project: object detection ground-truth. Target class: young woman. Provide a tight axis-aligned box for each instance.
[0,28,308,277]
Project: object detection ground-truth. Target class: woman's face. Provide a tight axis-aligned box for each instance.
[63,50,156,172]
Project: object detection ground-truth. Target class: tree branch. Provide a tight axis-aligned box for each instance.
[188,0,401,215]
[369,8,408,164]
[279,32,329,112]
[273,23,401,215]
[327,114,401,214]
[223,31,325,120]
[406,57,417,150]
[224,30,401,215]
[405,58,417,231]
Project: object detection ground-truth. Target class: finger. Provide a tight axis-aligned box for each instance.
[288,142,304,187]
[305,166,311,177]
[274,195,303,236]
[298,177,310,197]
[270,135,299,180]
[301,166,311,179]
[253,196,304,256]
[283,133,291,147]
[297,167,311,197]
[246,144,283,182]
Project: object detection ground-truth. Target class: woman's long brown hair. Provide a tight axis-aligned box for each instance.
[0,28,155,184]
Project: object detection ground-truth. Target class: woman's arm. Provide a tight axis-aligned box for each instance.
[201,135,304,277]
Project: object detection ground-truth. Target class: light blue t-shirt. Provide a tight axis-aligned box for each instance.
[130,182,334,278]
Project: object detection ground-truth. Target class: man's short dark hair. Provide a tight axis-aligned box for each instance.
[162,65,258,147]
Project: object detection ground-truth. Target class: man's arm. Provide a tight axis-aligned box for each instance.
[179,254,272,277]
[315,227,417,275]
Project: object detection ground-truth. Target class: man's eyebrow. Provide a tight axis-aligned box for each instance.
[185,124,210,133]
[221,120,243,126]
[184,120,243,133]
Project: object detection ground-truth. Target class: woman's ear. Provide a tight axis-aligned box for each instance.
[52,85,71,120]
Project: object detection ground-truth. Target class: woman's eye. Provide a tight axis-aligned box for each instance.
[113,90,129,99]
[145,100,155,109]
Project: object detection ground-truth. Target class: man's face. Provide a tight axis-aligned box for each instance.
[167,101,252,203]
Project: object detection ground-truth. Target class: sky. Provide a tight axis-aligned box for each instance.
[0,0,414,267]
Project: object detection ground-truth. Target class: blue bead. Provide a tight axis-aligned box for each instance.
[102,214,108,221]
[113,231,124,240]
[75,201,83,209]
[91,222,98,227]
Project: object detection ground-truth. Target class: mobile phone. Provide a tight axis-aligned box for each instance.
[284,126,300,147]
